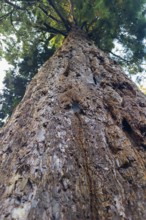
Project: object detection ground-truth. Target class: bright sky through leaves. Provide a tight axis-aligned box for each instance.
[0,59,11,90]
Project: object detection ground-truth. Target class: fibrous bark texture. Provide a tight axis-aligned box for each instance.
[0,29,146,220]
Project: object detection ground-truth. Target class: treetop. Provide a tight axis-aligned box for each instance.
[0,0,146,64]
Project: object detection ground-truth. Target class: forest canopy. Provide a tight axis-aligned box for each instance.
[0,0,146,125]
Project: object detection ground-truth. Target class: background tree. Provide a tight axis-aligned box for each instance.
[0,1,146,219]
[0,37,55,126]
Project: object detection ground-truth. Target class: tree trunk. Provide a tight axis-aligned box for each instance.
[0,29,146,220]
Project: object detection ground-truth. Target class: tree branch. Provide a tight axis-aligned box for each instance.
[4,0,26,10]
[87,17,99,31]
[68,0,77,25]
[47,0,70,31]
[108,50,131,63]
[35,23,67,36]
[43,22,67,36]
[0,10,14,21]
[38,6,62,25]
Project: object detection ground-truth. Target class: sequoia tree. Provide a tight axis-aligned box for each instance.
[0,1,146,220]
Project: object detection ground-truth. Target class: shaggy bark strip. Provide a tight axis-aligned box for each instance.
[0,29,146,220]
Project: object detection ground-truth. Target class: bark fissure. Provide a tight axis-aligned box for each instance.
[72,113,99,220]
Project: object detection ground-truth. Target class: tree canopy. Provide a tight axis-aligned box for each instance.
[0,0,146,125]
[1,0,146,62]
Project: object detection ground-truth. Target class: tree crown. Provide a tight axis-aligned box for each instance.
[0,0,146,64]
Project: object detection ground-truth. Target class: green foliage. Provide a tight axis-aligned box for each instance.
[0,0,145,62]
[0,0,145,64]
[0,39,55,126]
[0,0,146,125]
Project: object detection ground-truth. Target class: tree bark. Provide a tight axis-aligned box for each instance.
[0,29,146,220]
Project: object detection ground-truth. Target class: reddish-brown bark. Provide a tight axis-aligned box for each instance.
[0,29,146,220]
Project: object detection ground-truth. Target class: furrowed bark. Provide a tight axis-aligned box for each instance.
[0,29,146,220]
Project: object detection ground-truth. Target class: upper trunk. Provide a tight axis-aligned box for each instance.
[0,29,146,220]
